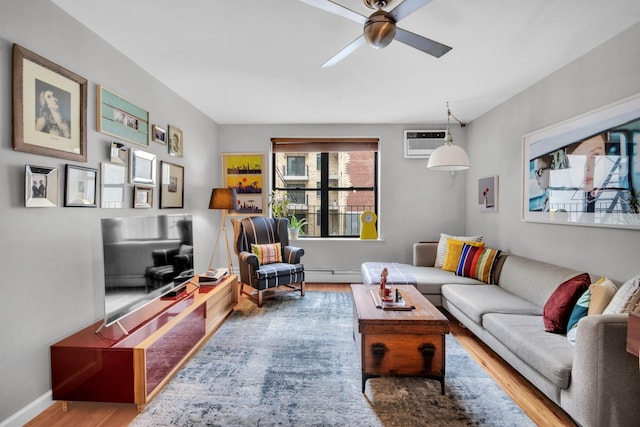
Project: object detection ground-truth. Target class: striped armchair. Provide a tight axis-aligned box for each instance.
[231,217,305,307]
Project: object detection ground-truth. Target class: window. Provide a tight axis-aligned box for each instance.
[272,138,378,238]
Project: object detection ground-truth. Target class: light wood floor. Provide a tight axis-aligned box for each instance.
[26,284,576,427]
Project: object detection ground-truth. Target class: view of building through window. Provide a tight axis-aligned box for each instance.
[272,141,378,237]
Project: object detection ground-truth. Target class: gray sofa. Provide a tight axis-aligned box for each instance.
[361,242,639,427]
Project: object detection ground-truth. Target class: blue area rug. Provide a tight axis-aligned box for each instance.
[130,292,534,426]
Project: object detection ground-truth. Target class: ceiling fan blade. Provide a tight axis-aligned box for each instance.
[298,0,367,24]
[389,0,434,22]
[395,27,452,58]
[321,35,366,67]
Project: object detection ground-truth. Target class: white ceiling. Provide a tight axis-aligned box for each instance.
[52,0,640,125]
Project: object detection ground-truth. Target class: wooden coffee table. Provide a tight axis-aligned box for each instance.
[351,284,450,393]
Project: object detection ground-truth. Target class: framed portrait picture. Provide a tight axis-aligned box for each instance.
[12,44,87,162]
[129,148,156,186]
[134,186,153,209]
[168,125,183,157]
[478,175,498,213]
[222,153,266,216]
[101,162,126,209]
[25,165,58,207]
[152,124,167,144]
[160,161,184,209]
[523,92,640,229]
[97,85,149,146]
[65,164,97,207]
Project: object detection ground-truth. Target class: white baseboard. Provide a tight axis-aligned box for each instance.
[0,391,53,427]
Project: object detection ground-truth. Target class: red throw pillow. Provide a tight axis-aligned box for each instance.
[543,273,591,334]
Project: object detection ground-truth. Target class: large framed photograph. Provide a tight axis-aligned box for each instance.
[168,125,183,157]
[523,92,640,229]
[12,44,87,162]
[25,165,58,207]
[478,175,498,213]
[97,85,149,146]
[129,148,156,186]
[160,161,184,209]
[101,162,126,208]
[134,186,153,208]
[222,153,266,216]
[65,164,97,207]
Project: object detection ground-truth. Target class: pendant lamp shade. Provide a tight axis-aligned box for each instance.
[427,102,470,171]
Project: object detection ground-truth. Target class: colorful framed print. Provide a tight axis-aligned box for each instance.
[134,186,153,208]
[97,85,149,146]
[129,148,156,186]
[168,125,183,157]
[12,44,87,162]
[25,165,58,207]
[478,175,498,213]
[65,164,97,207]
[523,92,640,229]
[222,153,266,216]
[152,124,167,144]
[101,162,126,209]
[160,161,184,209]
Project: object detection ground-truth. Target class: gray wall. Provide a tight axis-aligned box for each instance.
[218,124,468,281]
[0,1,220,424]
[465,22,640,282]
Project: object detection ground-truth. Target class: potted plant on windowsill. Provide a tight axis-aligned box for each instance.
[288,214,307,240]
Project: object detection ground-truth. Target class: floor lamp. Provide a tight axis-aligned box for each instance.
[208,188,237,275]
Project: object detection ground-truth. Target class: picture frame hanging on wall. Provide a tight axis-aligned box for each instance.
[167,125,183,157]
[522,92,640,229]
[64,164,97,207]
[222,153,266,216]
[12,44,87,162]
[134,186,153,208]
[25,165,58,207]
[97,85,149,146]
[478,175,498,213]
[129,148,156,186]
[101,162,126,209]
[160,161,184,209]
[152,124,167,144]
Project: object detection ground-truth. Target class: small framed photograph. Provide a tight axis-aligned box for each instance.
[152,124,166,144]
[168,125,183,157]
[65,164,97,207]
[101,162,126,208]
[478,175,498,213]
[109,141,127,164]
[160,161,184,209]
[134,186,153,208]
[129,147,156,186]
[12,44,87,162]
[25,165,58,207]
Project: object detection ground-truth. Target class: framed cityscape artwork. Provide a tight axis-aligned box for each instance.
[523,92,640,229]
[221,153,266,216]
[12,44,87,162]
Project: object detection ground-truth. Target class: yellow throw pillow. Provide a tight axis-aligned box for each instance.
[442,238,485,272]
[251,243,282,264]
[588,278,617,315]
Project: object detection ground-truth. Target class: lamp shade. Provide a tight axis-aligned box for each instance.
[427,144,471,171]
[209,188,237,210]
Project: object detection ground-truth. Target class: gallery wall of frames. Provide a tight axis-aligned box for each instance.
[13,43,185,210]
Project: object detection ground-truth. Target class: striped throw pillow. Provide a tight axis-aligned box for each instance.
[434,233,483,268]
[455,243,502,284]
[251,243,282,264]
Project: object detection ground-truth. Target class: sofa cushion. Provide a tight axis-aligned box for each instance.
[543,273,591,334]
[434,233,483,268]
[251,242,282,264]
[455,244,502,284]
[442,284,541,325]
[483,313,574,389]
[442,239,485,272]
[604,273,640,314]
[566,287,591,333]
[588,278,617,315]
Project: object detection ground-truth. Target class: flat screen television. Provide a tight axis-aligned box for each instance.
[101,213,194,327]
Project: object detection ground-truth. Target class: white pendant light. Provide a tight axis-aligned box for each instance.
[427,102,470,171]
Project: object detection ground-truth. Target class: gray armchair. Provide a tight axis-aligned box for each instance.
[231,217,305,307]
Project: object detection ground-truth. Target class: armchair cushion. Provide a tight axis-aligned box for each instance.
[251,242,283,264]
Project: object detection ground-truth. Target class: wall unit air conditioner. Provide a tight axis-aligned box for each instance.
[404,130,446,158]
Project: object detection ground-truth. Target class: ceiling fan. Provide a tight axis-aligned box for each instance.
[300,0,452,67]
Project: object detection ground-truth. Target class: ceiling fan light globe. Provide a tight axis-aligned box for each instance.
[364,11,396,49]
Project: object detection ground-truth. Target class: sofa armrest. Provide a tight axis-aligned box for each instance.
[283,245,304,264]
[562,314,640,427]
[413,242,437,267]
